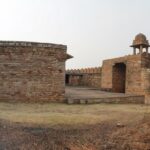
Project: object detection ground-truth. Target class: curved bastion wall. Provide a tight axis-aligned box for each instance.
[0,41,72,102]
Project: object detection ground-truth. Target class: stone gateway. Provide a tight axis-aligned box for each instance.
[0,41,72,102]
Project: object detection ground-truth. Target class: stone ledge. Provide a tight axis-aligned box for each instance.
[0,41,67,50]
[67,95,145,104]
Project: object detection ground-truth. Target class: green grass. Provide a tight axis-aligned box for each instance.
[0,103,149,126]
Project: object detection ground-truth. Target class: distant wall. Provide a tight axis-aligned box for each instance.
[66,67,102,88]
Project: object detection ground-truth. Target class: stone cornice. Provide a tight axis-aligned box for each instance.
[0,41,67,50]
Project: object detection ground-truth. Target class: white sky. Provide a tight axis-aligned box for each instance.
[0,0,150,69]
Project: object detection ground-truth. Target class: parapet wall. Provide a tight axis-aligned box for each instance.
[66,67,101,74]
[66,67,102,88]
[0,41,67,49]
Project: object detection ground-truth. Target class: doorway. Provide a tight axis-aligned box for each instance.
[112,63,126,93]
[65,74,70,85]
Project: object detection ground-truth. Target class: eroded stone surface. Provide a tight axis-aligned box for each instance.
[0,41,71,102]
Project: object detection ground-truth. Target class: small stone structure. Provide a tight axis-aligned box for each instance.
[66,33,150,104]
[0,41,72,102]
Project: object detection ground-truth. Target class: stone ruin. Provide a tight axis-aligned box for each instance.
[66,33,150,104]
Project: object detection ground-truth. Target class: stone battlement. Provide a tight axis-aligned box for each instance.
[0,41,67,50]
[66,67,102,88]
[66,67,101,74]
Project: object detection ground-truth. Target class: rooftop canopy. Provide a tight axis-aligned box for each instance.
[131,33,150,48]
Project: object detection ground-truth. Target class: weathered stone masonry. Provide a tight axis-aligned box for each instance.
[66,33,150,104]
[0,41,72,102]
[101,33,150,104]
[66,67,101,88]
[101,54,150,95]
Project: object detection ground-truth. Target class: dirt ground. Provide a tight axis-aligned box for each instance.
[0,118,150,150]
[0,103,150,150]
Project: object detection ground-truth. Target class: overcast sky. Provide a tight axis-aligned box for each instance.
[0,0,150,69]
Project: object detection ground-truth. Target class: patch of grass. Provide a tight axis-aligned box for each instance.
[0,103,149,126]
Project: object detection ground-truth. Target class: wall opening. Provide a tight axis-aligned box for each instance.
[112,63,126,93]
[65,74,70,85]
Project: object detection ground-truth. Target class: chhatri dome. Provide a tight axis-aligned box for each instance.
[131,33,150,55]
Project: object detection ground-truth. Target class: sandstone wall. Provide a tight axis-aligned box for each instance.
[0,41,70,102]
[141,68,150,104]
[125,55,143,95]
[101,54,143,94]
[101,56,127,91]
[141,53,150,104]
[66,67,101,88]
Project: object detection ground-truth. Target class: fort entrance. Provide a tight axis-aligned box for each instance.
[112,63,126,93]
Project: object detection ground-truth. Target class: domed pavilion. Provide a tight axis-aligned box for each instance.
[131,33,150,55]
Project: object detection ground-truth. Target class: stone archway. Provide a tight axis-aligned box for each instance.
[112,63,126,93]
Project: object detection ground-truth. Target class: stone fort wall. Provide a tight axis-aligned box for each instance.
[66,67,102,88]
[101,53,150,97]
[0,41,70,102]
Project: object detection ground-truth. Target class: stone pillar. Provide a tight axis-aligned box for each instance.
[133,47,136,55]
[139,45,143,54]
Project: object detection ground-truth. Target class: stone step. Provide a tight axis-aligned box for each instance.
[67,95,145,104]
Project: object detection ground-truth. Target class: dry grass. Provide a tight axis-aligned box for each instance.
[0,102,149,126]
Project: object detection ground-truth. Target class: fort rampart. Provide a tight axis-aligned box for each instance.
[0,41,71,102]
[66,67,101,88]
